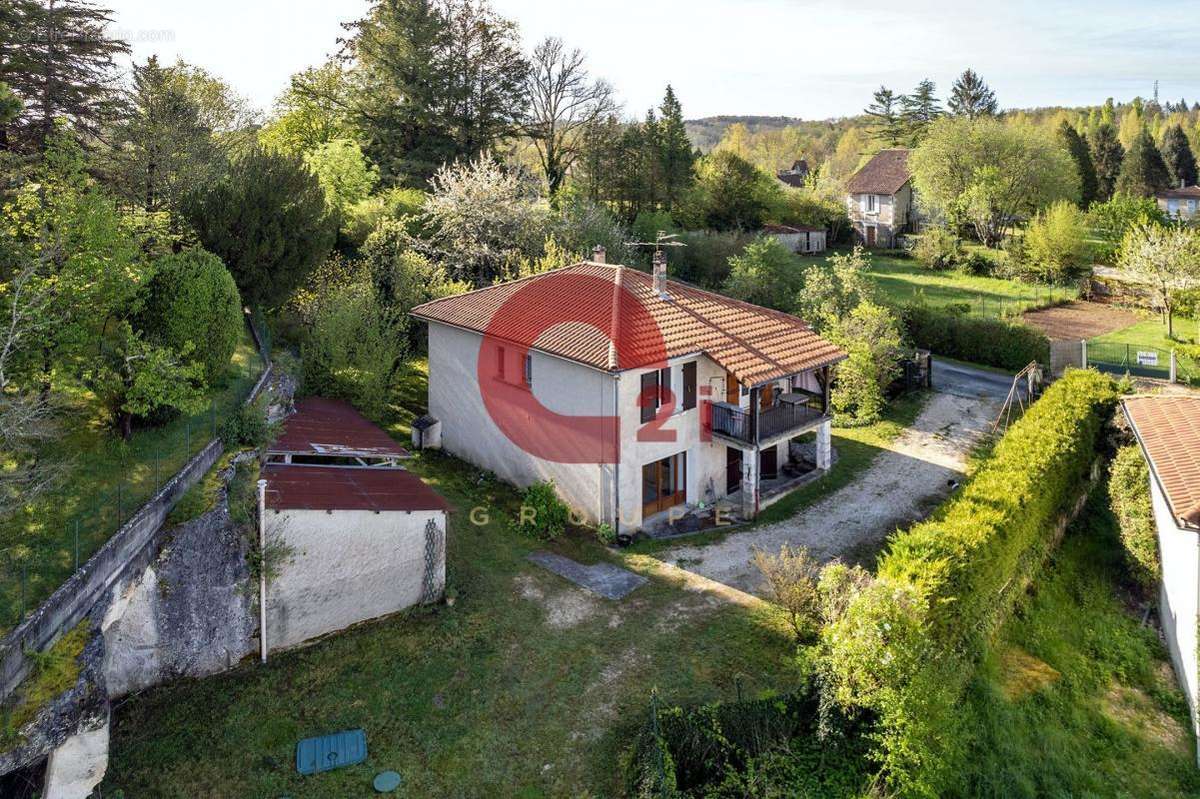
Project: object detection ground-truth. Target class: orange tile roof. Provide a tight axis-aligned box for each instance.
[410,262,846,386]
[1123,396,1200,528]
[846,148,911,195]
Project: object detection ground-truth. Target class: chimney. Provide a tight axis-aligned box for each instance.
[652,250,668,298]
[592,244,606,264]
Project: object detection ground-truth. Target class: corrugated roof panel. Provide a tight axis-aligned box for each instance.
[296,728,367,775]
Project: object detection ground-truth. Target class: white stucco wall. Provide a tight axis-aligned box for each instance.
[266,508,446,651]
[1153,475,1200,740]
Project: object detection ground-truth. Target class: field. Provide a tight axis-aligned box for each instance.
[0,326,264,634]
[794,252,1079,317]
[1089,315,1200,383]
[1021,301,1140,341]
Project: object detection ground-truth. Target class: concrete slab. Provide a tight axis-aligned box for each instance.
[527,552,647,600]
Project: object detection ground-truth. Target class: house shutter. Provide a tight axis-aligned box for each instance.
[682,362,697,410]
[640,372,658,423]
[660,367,672,409]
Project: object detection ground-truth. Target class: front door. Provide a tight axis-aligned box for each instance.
[642,453,687,518]
[866,226,877,247]
[726,447,742,495]
[760,447,778,481]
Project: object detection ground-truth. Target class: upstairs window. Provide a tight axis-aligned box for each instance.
[866,194,878,212]
[523,354,533,388]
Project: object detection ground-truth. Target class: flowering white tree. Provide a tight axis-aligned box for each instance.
[1118,223,1200,339]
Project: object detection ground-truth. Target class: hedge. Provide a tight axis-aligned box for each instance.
[1108,444,1159,592]
[899,303,1050,371]
[821,369,1117,796]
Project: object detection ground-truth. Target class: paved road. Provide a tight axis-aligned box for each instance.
[662,360,1011,596]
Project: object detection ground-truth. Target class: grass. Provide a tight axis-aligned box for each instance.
[794,252,1078,318]
[100,365,803,798]
[1089,315,1200,384]
[0,621,88,745]
[953,490,1200,798]
[0,326,264,634]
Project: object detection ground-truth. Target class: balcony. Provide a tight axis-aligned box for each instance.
[709,390,827,447]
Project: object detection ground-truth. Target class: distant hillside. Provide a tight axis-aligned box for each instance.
[686,116,809,151]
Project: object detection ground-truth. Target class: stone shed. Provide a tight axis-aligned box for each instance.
[261,399,449,652]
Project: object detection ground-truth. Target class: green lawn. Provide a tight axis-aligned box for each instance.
[1089,315,1200,384]
[0,326,264,633]
[100,362,802,798]
[794,252,1078,318]
[954,491,1200,798]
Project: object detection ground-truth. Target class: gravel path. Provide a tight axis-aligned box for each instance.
[662,360,1009,596]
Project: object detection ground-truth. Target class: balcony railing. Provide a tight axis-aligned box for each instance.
[709,390,826,446]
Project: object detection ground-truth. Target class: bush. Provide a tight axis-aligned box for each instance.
[518,480,569,541]
[596,522,616,547]
[723,236,800,312]
[219,397,271,449]
[956,249,996,276]
[912,228,962,270]
[820,370,1117,795]
[1023,199,1090,283]
[753,544,822,642]
[899,303,1050,371]
[673,230,756,289]
[828,301,905,426]
[138,248,243,383]
[1108,445,1159,592]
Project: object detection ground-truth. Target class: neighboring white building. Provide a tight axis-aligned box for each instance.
[1156,185,1200,221]
[762,223,827,254]
[1123,396,1200,764]
[411,251,846,533]
[261,398,448,652]
[845,148,916,248]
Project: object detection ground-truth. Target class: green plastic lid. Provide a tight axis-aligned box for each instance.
[374,770,403,792]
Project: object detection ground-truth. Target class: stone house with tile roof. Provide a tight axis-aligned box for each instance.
[410,249,846,532]
[845,148,916,248]
[1123,395,1200,760]
[1157,185,1200,221]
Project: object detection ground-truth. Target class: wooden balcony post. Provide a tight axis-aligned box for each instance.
[821,365,831,415]
[749,387,759,444]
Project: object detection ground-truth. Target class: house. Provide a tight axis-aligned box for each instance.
[776,159,810,188]
[1156,185,1200,220]
[261,398,448,651]
[845,148,916,248]
[762,223,827,254]
[410,249,846,533]
[1122,395,1200,761]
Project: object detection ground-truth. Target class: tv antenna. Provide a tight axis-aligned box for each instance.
[625,230,686,256]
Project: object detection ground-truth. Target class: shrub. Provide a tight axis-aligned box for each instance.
[899,303,1050,371]
[596,522,616,547]
[828,301,905,426]
[723,236,800,312]
[518,480,569,541]
[820,370,1117,795]
[911,227,962,270]
[219,397,271,449]
[1023,199,1090,283]
[138,248,243,383]
[673,230,756,289]
[956,249,996,276]
[752,544,822,642]
[1108,445,1159,592]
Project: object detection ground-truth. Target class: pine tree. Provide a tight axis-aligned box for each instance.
[1057,120,1099,207]
[1090,123,1124,201]
[1115,127,1172,197]
[947,69,998,118]
[900,79,941,145]
[653,85,696,213]
[865,85,904,146]
[1160,123,1197,188]
[0,0,129,152]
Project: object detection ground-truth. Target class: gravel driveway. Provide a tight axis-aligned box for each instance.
[662,360,1011,596]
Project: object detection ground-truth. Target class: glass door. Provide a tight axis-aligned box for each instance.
[642,453,686,518]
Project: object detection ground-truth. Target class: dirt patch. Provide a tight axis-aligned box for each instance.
[513,572,600,629]
[1103,683,1191,754]
[997,646,1060,700]
[1023,301,1139,341]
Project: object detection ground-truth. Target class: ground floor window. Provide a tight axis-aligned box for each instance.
[642,452,686,518]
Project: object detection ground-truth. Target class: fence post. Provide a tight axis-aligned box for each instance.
[211,402,217,439]
[156,448,161,492]
[1171,350,1178,384]
[74,519,79,572]
[1081,339,1087,368]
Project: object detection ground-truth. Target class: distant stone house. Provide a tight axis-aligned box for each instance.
[762,223,826,254]
[1157,185,1200,221]
[845,148,916,248]
[1122,396,1200,762]
[776,159,810,188]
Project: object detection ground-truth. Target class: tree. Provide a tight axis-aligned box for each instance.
[1089,122,1124,201]
[687,150,778,231]
[909,117,1078,246]
[946,68,998,119]
[723,236,799,311]
[649,85,695,213]
[303,138,380,221]
[1023,200,1089,283]
[137,249,243,382]
[259,61,355,157]
[522,37,617,195]
[0,0,128,152]
[104,56,220,214]
[343,0,528,186]
[1117,223,1200,338]
[828,301,905,426]
[865,85,904,146]
[0,80,21,151]
[1056,120,1098,207]
[1160,123,1197,188]
[182,146,334,308]
[753,544,822,642]
[1115,127,1172,197]
[420,155,547,285]
[793,246,876,330]
[900,79,941,145]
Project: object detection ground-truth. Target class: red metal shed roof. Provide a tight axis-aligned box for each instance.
[271,397,410,458]
[263,464,449,513]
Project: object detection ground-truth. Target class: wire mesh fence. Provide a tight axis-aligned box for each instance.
[0,325,269,635]
[901,283,1077,320]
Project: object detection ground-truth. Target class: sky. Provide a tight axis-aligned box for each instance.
[105,0,1200,121]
